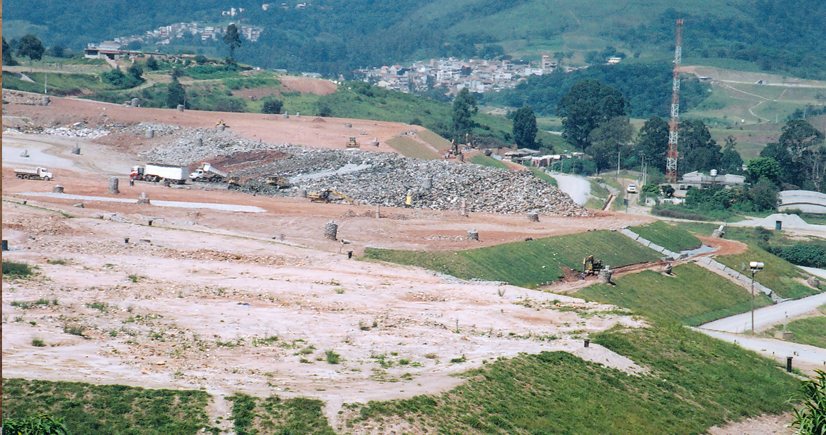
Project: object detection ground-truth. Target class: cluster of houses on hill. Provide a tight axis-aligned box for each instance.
[85,21,263,59]
[357,56,590,95]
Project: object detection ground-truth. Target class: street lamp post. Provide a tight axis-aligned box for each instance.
[750,261,764,335]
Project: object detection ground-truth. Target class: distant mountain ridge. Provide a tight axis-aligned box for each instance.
[4,0,826,79]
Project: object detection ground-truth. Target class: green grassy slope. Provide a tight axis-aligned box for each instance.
[629,220,703,253]
[1,378,214,434]
[386,136,440,160]
[364,231,661,288]
[715,245,820,300]
[577,263,774,326]
[347,323,798,435]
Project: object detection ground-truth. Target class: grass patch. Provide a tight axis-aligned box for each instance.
[766,305,826,348]
[766,304,826,348]
[364,230,661,287]
[348,322,798,434]
[11,298,54,310]
[416,129,454,152]
[227,393,335,435]
[468,154,510,169]
[3,260,34,278]
[1,378,214,434]
[577,263,774,326]
[385,136,440,160]
[628,220,703,252]
[715,244,819,300]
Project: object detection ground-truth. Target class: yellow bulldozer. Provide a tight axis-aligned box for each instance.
[582,255,603,276]
[265,175,291,189]
[308,189,355,204]
[346,137,360,149]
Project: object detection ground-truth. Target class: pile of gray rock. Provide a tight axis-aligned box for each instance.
[140,123,588,216]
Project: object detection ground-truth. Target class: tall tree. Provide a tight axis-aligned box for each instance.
[167,77,185,109]
[720,136,744,174]
[587,116,634,173]
[762,119,825,189]
[635,115,669,173]
[223,24,243,61]
[452,87,477,140]
[746,157,782,185]
[512,106,538,148]
[779,119,825,159]
[678,119,722,174]
[17,34,44,61]
[556,79,628,150]
[2,37,17,66]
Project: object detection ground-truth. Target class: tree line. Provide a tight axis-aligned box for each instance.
[484,62,710,119]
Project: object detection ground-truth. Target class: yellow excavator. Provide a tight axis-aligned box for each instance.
[582,255,603,276]
[308,189,355,204]
[216,120,230,130]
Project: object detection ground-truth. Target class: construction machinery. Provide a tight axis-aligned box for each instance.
[264,175,291,189]
[308,189,355,204]
[582,255,603,276]
[189,162,228,182]
[346,137,360,149]
[15,167,53,181]
[226,175,242,189]
[216,119,230,130]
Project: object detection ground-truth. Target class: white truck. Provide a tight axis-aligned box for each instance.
[131,163,188,184]
[189,162,228,182]
[15,167,54,181]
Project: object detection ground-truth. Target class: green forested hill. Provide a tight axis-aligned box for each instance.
[5,0,826,80]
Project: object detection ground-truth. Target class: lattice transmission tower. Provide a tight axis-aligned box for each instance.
[666,19,684,183]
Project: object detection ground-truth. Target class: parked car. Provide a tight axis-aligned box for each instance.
[626,183,637,193]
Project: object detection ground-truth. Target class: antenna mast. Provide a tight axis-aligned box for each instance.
[667,19,683,183]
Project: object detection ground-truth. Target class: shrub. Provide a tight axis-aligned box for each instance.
[2,414,68,435]
[325,350,341,364]
[32,338,46,347]
[262,99,283,114]
[792,369,826,435]
[63,324,86,337]
[3,261,33,278]
[765,244,826,268]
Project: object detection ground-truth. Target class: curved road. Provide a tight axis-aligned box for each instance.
[700,291,826,333]
[550,173,590,205]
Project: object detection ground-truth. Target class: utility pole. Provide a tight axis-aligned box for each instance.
[666,19,683,184]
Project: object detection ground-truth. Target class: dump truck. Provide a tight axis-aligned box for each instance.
[15,167,53,181]
[131,163,188,184]
[189,162,228,182]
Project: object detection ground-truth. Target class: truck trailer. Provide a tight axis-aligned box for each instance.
[131,163,188,184]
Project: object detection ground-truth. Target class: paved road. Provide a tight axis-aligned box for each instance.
[549,173,590,205]
[694,328,826,368]
[701,291,826,333]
